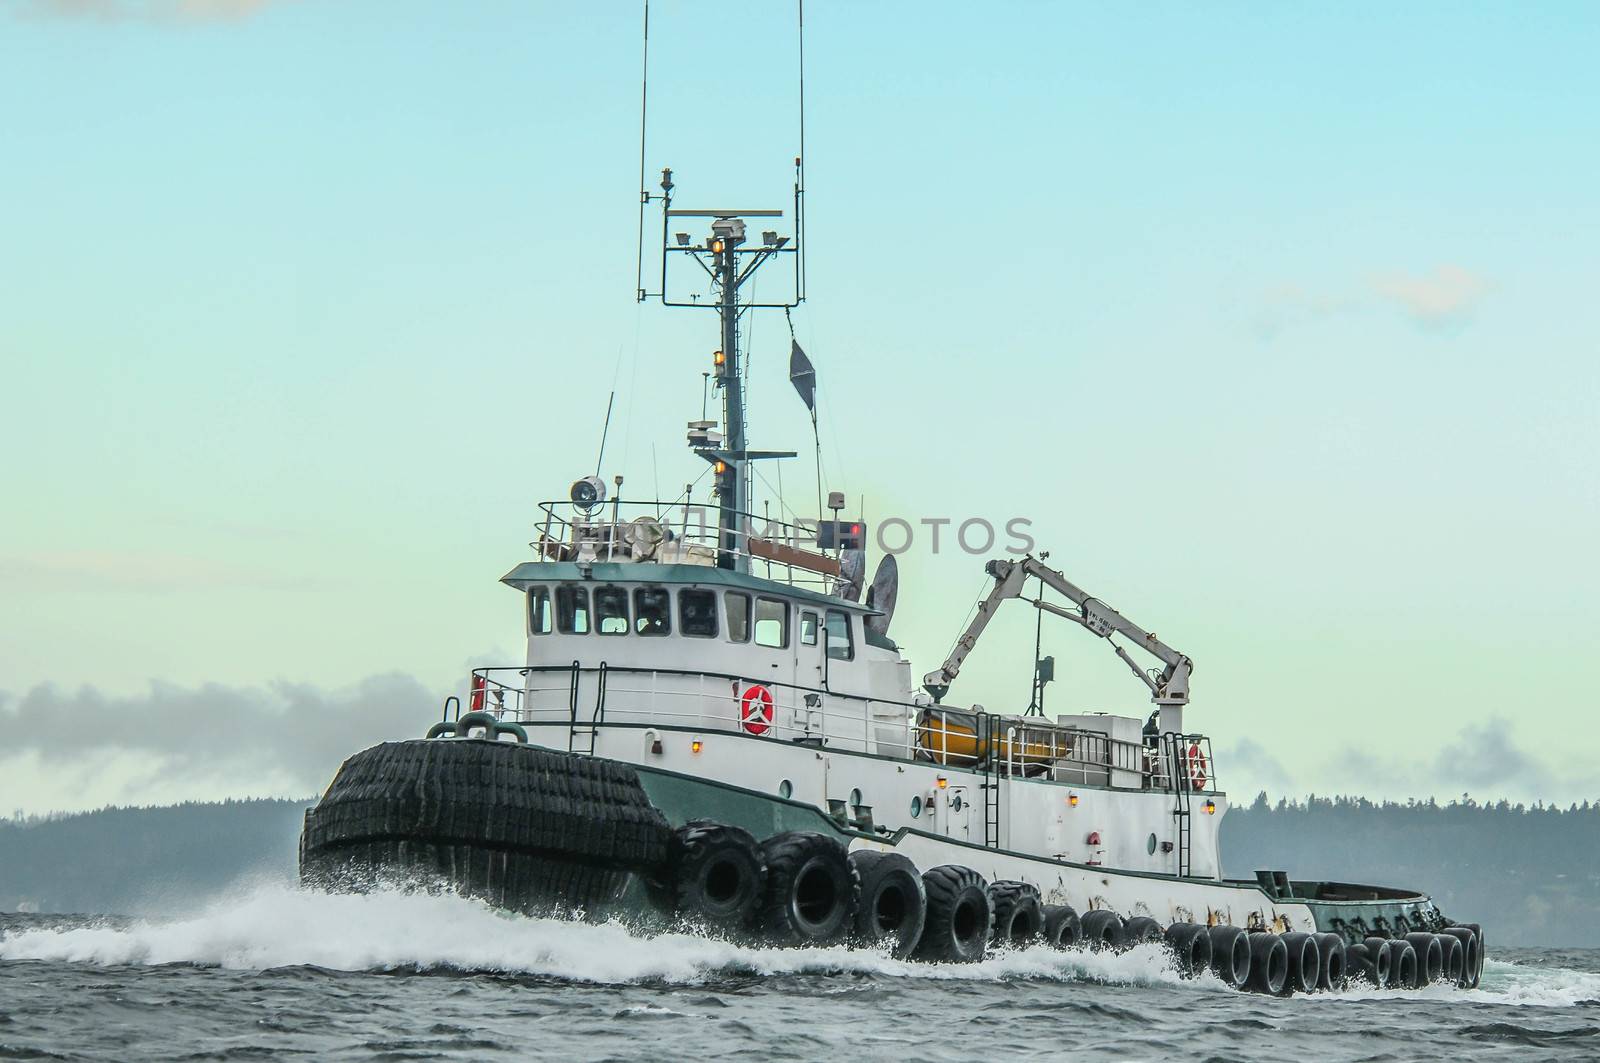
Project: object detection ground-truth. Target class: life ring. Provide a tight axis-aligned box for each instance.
[1187,743,1208,791]
[739,684,774,736]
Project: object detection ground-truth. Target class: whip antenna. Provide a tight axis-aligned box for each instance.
[634,0,650,301]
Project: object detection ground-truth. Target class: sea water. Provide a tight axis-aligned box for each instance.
[2,886,1596,1061]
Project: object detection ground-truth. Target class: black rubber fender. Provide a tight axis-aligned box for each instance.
[988,881,1044,947]
[1279,932,1320,994]
[667,820,765,934]
[914,865,991,964]
[1388,939,1420,989]
[1442,926,1481,988]
[1162,922,1213,978]
[1313,932,1347,990]
[848,850,926,958]
[1207,925,1252,988]
[1347,942,1388,989]
[1246,932,1289,995]
[1122,916,1163,946]
[1404,932,1444,986]
[1041,904,1081,949]
[752,831,858,946]
[1078,909,1126,951]
[1434,932,1465,986]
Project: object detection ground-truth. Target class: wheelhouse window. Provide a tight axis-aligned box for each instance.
[754,597,789,649]
[527,587,552,636]
[825,609,854,661]
[725,592,751,643]
[595,586,629,635]
[634,587,671,636]
[800,610,819,646]
[679,589,718,638]
[556,586,589,635]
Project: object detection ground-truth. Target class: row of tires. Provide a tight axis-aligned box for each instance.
[660,820,1484,992]
[300,742,1484,993]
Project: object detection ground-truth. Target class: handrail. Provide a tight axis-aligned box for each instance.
[529,499,842,591]
[466,662,1219,793]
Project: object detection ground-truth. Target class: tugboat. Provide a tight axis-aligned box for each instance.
[301,28,1483,998]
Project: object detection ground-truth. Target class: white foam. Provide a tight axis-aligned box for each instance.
[1,886,1592,1007]
[0,883,1202,988]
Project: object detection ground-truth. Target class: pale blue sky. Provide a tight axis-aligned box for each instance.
[1,1,1597,812]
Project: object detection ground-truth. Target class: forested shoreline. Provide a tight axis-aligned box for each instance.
[3,793,1596,945]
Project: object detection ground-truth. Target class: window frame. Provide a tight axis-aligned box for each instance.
[594,585,631,636]
[556,585,590,635]
[725,591,752,644]
[754,596,790,650]
[799,610,819,647]
[528,586,553,636]
[679,588,719,638]
[825,609,855,661]
[633,586,672,637]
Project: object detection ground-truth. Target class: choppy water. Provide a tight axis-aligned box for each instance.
[2,887,1597,1062]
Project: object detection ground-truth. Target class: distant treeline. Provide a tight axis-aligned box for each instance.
[0,799,307,917]
[3,794,1596,946]
[1222,794,1600,947]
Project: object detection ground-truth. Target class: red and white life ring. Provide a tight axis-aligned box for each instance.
[739,684,774,736]
[1187,743,1209,791]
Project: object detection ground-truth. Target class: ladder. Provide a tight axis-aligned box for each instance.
[568,661,606,755]
[1166,732,1193,877]
[979,712,1002,848]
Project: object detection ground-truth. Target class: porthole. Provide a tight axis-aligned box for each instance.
[778,779,793,799]
[910,796,923,818]
[951,795,963,813]
[849,787,863,808]
[1147,833,1158,855]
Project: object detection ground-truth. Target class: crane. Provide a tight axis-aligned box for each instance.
[922,556,1195,736]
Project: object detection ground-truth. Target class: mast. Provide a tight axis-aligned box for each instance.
[643,174,803,573]
[633,5,809,573]
[714,223,748,565]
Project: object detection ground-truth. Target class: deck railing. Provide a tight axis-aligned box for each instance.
[455,664,1219,794]
[529,500,849,592]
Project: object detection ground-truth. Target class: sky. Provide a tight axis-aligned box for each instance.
[1,0,1597,815]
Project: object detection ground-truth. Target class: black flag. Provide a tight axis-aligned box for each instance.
[789,339,816,414]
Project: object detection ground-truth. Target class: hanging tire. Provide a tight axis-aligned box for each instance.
[1163,922,1213,978]
[1041,904,1081,949]
[1388,939,1420,989]
[299,739,671,915]
[914,865,991,964]
[1313,932,1347,990]
[667,820,765,934]
[1246,932,1289,995]
[989,881,1044,947]
[752,832,858,946]
[1442,926,1481,988]
[848,850,926,958]
[1348,941,1390,989]
[1208,925,1252,988]
[1404,933,1443,986]
[1123,916,1163,946]
[1435,932,1465,986]
[1279,932,1320,995]
[1079,909,1126,951]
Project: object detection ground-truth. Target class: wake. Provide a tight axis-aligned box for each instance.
[0,884,1591,1006]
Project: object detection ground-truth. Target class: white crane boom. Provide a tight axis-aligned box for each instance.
[921,556,1194,734]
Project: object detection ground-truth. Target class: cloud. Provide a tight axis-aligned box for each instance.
[0,674,440,807]
[1371,264,1491,326]
[1254,283,1360,338]
[17,0,288,22]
